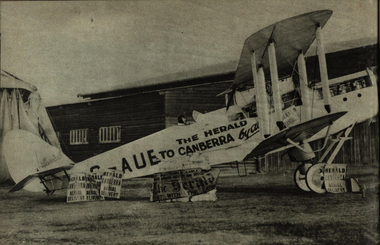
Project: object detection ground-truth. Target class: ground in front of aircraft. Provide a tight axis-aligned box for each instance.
[0,166,378,244]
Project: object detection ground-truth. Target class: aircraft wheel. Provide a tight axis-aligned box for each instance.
[294,163,312,192]
[305,163,326,194]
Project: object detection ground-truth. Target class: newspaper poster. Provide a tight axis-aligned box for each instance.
[67,173,102,203]
[324,164,347,193]
[100,170,123,199]
[152,168,220,202]
[91,172,105,201]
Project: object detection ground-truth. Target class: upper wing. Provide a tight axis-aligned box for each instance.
[233,10,333,88]
[244,111,346,159]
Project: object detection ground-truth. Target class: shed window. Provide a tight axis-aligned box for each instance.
[99,126,121,143]
[70,129,88,145]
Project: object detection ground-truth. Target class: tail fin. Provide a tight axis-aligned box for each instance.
[4,130,73,192]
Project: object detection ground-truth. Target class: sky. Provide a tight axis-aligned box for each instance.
[1,0,378,106]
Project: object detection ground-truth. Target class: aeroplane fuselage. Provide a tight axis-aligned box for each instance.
[71,118,261,179]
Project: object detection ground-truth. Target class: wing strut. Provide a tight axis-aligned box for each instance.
[250,51,271,139]
[298,51,312,122]
[268,40,285,130]
[316,23,331,113]
[256,65,271,138]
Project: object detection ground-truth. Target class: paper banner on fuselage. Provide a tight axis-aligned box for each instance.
[324,164,347,193]
[282,105,300,127]
[100,170,123,199]
[67,173,103,203]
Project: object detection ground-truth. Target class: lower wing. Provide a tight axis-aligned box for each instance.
[244,111,347,159]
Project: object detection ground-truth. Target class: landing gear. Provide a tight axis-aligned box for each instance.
[294,162,327,193]
[292,123,354,194]
[305,163,326,193]
[294,162,312,191]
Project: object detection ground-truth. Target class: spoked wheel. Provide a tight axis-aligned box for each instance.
[294,163,313,191]
[305,163,326,194]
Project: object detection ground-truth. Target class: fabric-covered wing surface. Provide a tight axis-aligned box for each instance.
[244,111,346,159]
[233,10,333,88]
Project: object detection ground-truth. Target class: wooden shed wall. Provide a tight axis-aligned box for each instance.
[47,92,165,162]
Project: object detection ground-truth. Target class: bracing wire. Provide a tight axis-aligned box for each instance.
[273,39,300,78]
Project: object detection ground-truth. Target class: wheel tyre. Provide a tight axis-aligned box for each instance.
[294,163,312,192]
[305,163,326,194]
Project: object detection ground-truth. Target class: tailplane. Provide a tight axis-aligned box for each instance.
[4,130,74,192]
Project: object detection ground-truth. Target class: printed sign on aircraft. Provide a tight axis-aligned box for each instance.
[282,106,300,127]
[78,118,260,180]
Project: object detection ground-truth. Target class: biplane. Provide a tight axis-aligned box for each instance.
[4,10,378,200]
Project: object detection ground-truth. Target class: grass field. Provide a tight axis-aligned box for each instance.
[0,166,378,245]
